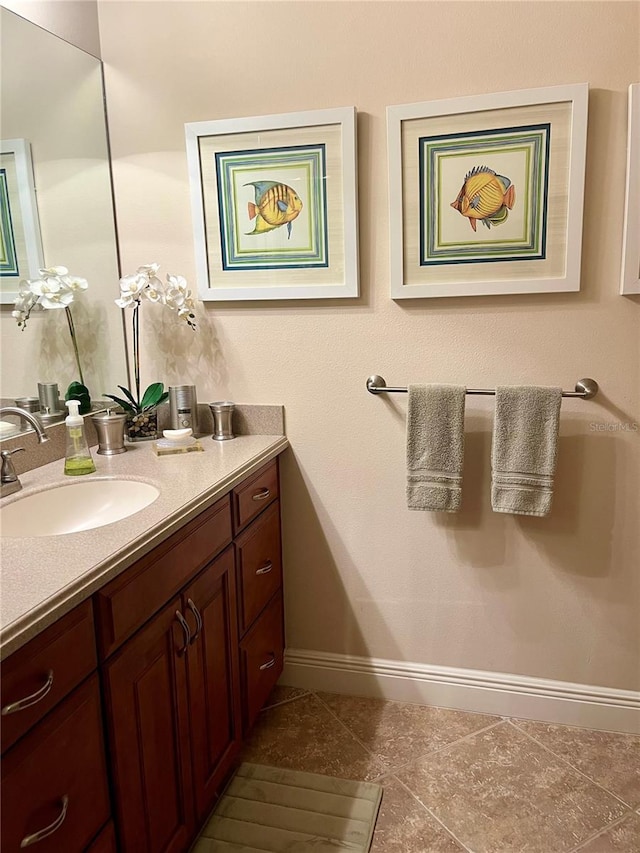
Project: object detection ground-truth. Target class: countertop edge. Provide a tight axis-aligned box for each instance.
[0,436,289,661]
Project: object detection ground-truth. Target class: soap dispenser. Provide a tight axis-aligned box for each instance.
[64,399,96,476]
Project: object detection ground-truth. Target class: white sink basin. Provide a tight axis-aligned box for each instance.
[0,479,160,538]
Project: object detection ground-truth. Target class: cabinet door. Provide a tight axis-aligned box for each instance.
[183,547,242,823]
[102,599,194,853]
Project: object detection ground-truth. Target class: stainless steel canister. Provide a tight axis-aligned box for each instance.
[209,401,235,441]
[90,409,128,455]
[169,385,198,434]
[14,397,40,413]
[37,382,61,414]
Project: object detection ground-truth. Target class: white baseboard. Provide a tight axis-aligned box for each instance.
[282,649,640,735]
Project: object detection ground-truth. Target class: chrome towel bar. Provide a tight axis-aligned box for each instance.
[366,375,599,399]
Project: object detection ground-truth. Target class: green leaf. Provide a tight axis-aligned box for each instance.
[65,382,91,415]
[103,394,136,415]
[139,382,167,411]
[117,385,139,409]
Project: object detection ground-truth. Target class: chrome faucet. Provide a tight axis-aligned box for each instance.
[0,407,50,497]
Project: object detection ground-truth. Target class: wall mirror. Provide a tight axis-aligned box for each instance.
[0,7,126,437]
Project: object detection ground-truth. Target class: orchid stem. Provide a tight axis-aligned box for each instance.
[65,306,85,386]
[133,300,141,406]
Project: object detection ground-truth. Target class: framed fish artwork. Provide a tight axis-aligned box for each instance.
[620,83,640,295]
[185,107,358,300]
[387,84,589,298]
[0,138,44,304]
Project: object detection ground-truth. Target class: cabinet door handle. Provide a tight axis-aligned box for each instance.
[252,488,271,502]
[175,610,191,653]
[186,598,203,644]
[20,795,69,847]
[255,561,273,576]
[2,670,54,715]
[259,654,276,671]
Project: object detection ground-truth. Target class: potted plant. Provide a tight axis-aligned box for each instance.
[13,266,92,413]
[105,264,196,441]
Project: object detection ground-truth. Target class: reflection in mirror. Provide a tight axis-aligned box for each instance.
[0,7,127,437]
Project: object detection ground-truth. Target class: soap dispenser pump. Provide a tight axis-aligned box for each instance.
[64,399,96,476]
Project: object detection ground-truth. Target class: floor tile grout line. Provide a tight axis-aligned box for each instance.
[261,691,311,712]
[312,690,509,779]
[368,719,509,782]
[310,691,387,774]
[565,810,636,853]
[390,773,476,853]
[508,719,635,809]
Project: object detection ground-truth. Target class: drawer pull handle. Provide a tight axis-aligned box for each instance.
[255,561,273,576]
[187,598,203,644]
[20,794,69,847]
[259,654,276,671]
[252,488,271,502]
[2,670,54,715]
[175,610,191,653]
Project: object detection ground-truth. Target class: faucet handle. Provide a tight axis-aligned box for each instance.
[1,447,25,483]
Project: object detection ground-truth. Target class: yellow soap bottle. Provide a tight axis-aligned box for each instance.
[64,399,96,476]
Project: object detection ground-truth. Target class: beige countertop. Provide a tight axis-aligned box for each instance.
[0,434,289,660]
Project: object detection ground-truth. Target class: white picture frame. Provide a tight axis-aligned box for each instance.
[387,84,589,299]
[0,138,44,303]
[185,107,359,301]
[620,83,640,295]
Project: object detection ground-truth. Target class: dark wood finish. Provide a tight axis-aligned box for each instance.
[233,459,279,533]
[102,599,194,853]
[183,548,242,823]
[1,600,96,754]
[86,822,117,853]
[94,495,231,659]
[1,674,110,853]
[240,592,284,733]
[235,501,282,636]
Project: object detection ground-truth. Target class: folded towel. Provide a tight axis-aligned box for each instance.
[406,384,466,512]
[491,386,562,517]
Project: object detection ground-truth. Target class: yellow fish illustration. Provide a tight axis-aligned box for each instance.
[450,166,515,232]
[245,181,303,239]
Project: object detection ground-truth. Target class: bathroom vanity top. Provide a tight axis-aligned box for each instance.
[0,434,288,660]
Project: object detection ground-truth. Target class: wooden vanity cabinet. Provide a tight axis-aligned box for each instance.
[1,453,285,853]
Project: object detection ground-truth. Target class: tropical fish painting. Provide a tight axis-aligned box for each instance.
[450,166,515,232]
[245,181,303,239]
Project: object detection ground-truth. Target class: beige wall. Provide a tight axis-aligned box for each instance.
[98,1,640,691]
[1,0,101,57]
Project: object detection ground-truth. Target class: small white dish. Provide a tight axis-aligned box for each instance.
[162,428,193,442]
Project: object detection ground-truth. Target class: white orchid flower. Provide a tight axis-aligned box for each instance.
[142,277,165,303]
[137,263,160,277]
[61,274,89,293]
[28,277,72,309]
[12,284,39,329]
[116,272,147,308]
[38,265,68,279]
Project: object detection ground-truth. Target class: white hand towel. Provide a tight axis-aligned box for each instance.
[406,384,466,512]
[491,386,562,517]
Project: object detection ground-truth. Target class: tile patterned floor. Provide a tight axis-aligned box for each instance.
[208,687,640,852]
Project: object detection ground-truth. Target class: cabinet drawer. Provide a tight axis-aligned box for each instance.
[235,501,282,636]
[1,674,110,853]
[1,600,97,754]
[95,495,231,658]
[233,459,279,533]
[240,592,284,732]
